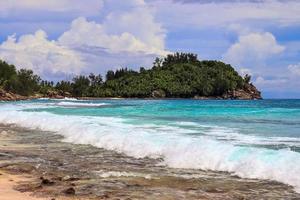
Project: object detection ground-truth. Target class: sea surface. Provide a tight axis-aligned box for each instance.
[1,98,300,192]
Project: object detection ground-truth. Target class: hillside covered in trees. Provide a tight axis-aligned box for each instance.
[0,53,261,100]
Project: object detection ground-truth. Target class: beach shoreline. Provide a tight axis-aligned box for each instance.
[0,123,299,199]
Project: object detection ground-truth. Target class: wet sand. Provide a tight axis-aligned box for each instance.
[0,124,299,200]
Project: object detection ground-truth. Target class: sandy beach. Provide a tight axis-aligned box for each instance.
[0,170,47,200]
[0,123,299,200]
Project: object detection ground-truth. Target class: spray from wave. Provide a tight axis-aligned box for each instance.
[0,104,300,192]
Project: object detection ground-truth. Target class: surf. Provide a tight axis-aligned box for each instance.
[1,101,300,192]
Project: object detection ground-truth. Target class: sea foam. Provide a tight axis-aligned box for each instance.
[1,104,300,192]
[54,102,109,107]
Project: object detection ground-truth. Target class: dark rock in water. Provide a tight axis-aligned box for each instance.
[63,187,75,195]
[40,176,55,185]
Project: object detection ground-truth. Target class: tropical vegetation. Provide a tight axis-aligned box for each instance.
[0,53,252,98]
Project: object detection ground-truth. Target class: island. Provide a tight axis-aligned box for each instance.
[0,52,261,101]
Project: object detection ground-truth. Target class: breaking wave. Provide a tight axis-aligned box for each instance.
[0,103,300,192]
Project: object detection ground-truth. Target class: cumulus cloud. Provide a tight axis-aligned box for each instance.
[59,0,167,56]
[0,30,85,76]
[288,63,300,76]
[58,17,168,55]
[223,32,285,66]
[254,76,288,88]
[0,0,168,78]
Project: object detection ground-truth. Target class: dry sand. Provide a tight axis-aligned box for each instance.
[0,170,45,200]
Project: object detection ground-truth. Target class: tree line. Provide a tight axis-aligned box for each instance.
[0,52,251,98]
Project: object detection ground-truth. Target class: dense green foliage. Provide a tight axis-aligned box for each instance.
[99,53,247,98]
[0,53,250,98]
[0,61,41,95]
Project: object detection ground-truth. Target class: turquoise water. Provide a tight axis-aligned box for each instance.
[24,99,300,146]
[1,99,300,191]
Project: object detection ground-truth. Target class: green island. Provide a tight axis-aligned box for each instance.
[0,52,261,100]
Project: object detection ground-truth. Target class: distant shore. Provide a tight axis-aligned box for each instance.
[0,92,263,102]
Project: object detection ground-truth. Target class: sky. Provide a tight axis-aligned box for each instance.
[0,0,300,98]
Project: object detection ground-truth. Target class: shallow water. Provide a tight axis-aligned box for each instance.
[1,99,300,192]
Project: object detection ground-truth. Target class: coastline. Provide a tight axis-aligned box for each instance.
[0,95,263,102]
[1,83,263,102]
[0,123,299,199]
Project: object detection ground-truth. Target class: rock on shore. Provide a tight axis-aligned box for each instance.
[0,83,262,101]
[0,88,71,101]
[194,83,262,100]
[223,83,262,100]
[0,88,28,101]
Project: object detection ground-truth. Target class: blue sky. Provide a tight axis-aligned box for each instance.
[0,0,300,98]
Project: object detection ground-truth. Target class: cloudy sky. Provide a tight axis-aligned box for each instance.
[0,0,300,98]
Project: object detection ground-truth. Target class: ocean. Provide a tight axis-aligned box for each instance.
[1,98,300,192]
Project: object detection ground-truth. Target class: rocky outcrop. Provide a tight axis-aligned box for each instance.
[151,89,166,98]
[46,90,65,99]
[0,88,27,101]
[0,88,71,101]
[194,84,262,100]
[223,83,262,100]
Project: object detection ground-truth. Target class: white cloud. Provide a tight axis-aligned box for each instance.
[103,0,166,52]
[254,76,288,88]
[151,0,300,28]
[288,63,300,76]
[59,0,168,56]
[223,32,285,66]
[0,0,169,78]
[0,30,85,76]
[0,0,103,15]
[239,68,252,77]
[58,17,168,56]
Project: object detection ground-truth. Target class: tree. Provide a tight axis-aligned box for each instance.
[0,61,17,86]
[0,52,254,98]
[106,70,115,81]
[89,73,103,86]
[55,81,73,93]
[140,67,146,73]
[244,74,251,84]
[8,69,41,96]
[153,57,163,68]
[72,75,90,97]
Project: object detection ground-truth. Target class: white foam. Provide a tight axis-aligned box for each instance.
[175,121,300,147]
[54,102,109,107]
[95,170,152,179]
[38,97,80,101]
[1,104,300,192]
